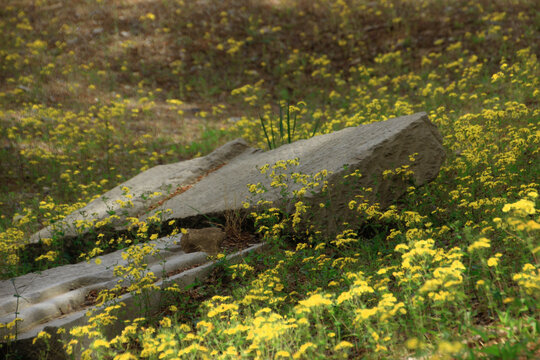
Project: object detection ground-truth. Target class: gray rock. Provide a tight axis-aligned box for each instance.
[31,112,445,241]
[0,234,206,338]
[145,112,445,235]
[0,242,265,358]
[30,139,256,243]
[91,27,103,35]
[181,227,226,255]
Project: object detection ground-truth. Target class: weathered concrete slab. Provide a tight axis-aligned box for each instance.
[0,243,265,359]
[0,233,207,338]
[30,139,257,243]
[30,112,445,243]
[146,112,445,234]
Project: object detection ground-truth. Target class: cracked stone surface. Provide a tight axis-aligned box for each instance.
[30,139,257,243]
[0,234,207,338]
[31,112,445,244]
[1,234,264,357]
[147,112,446,235]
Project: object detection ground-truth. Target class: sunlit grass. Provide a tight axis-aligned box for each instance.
[1,0,539,358]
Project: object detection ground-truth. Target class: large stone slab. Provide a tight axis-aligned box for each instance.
[146,112,445,234]
[31,112,445,243]
[30,139,258,243]
[0,234,206,339]
[0,234,265,357]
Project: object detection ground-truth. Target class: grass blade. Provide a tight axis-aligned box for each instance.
[269,112,276,149]
[292,110,297,141]
[311,114,321,138]
[279,103,284,143]
[286,100,292,144]
[258,114,273,150]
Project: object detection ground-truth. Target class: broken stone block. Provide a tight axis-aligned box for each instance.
[146,112,446,235]
[0,234,206,339]
[181,227,226,255]
[0,237,265,358]
[30,139,257,243]
[31,112,445,242]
